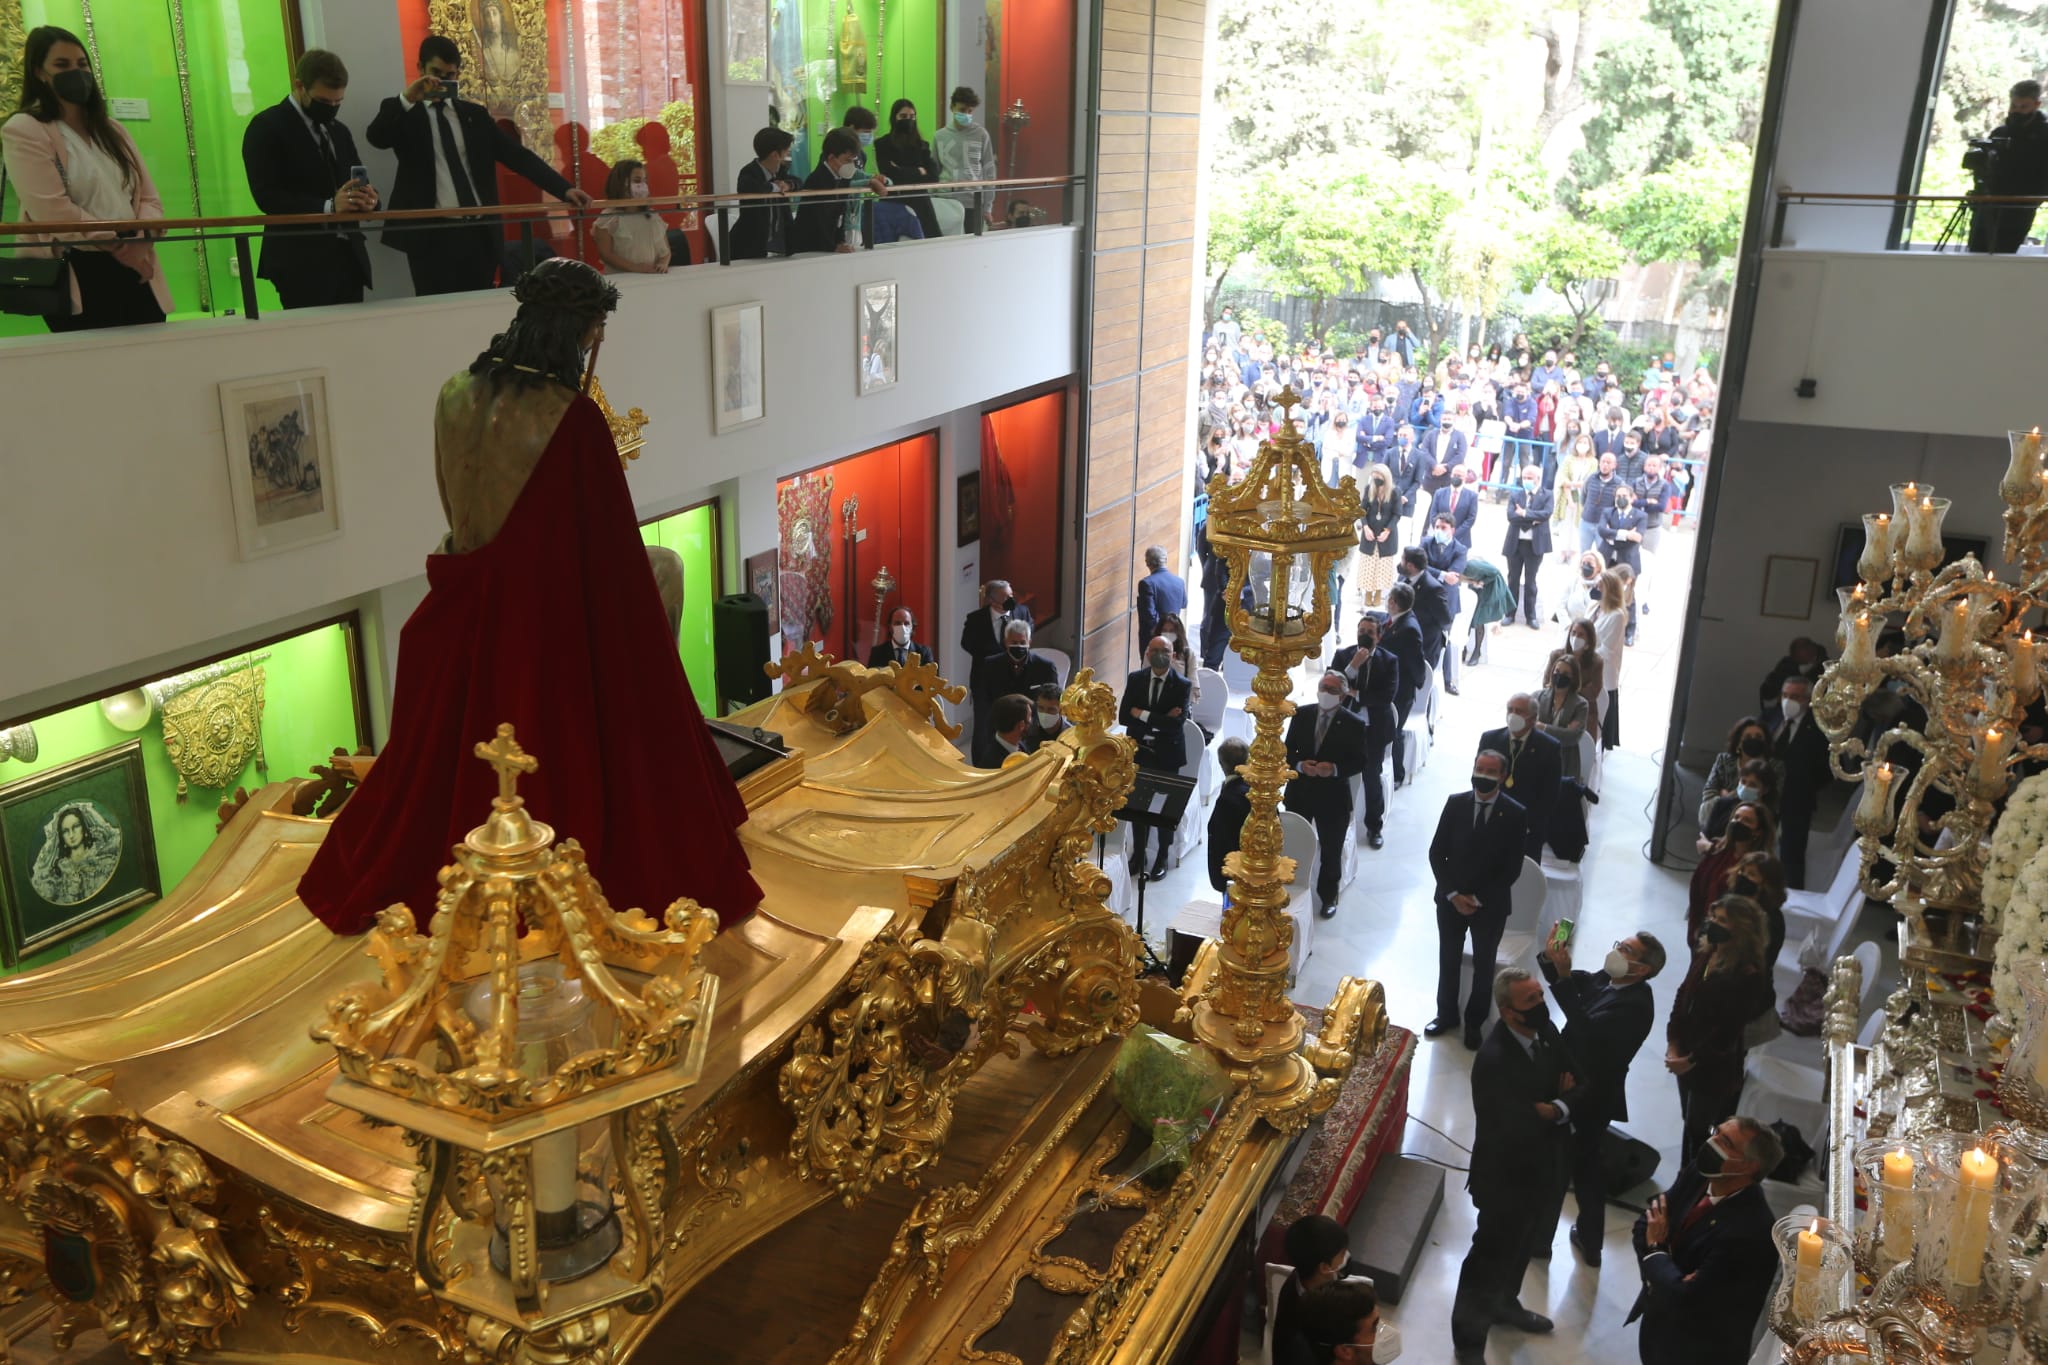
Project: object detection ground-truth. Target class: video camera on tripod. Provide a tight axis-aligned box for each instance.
[1934,132,2015,250]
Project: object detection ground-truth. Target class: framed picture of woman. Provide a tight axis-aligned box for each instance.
[0,742,160,964]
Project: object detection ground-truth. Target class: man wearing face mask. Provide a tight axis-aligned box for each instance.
[1765,676,1831,888]
[1426,753,1528,1048]
[242,49,380,309]
[1476,694,1562,860]
[960,578,1035,664]
[970,618,1058,763]
[1135,545,1188,647]
[1398,546,1459,695]
[1536,932,1664,1268]
[1427,467,1478,548]
[791,127,884,254]
[727,126,797,260]
[1503,463,1552,628]
[1577,451,1623,553]
[1627,1117,1782,1365]
[1284,673,1369,917]
[1025,683,1069,750]
[865,606,934,668]
[1381,587,1428,787]
[1451,969,1576,1363]
[1290,1278,1401,1365]
[974,693,1034,769]
[1120,636,1193,879]
[1206,737,1252,894]
[1757,635,1829,712]
[1332,617,1398,848]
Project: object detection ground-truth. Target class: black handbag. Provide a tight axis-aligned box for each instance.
[0,253,70,316]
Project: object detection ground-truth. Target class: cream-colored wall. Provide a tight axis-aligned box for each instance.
[0,228,1080,720]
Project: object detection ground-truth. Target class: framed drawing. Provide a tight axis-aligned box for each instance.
[220,369,340,559]
[744,547,779,622]
[724,0,768,83]
[1760,554,1820,621]
[957,471,981,547]
[857,280,898,396]
[711,302,766,434]
[0,742,160,965]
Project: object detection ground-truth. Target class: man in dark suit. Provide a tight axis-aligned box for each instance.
[1024,683,1070,751]
[1591,409,1631,462]
[1285,672,1369,917]
[1135,545,1188,646]
[973,693,1034,768]
[1355,395,1397,468]
[971,618,1058,758]
[1382,587,1427,788]
[1451,968,1576,1364]
[1196,520,1233,670]
[1765,676,1833,888]
[1398,548,1458,696]
[1417,425,1467,524]
[367,37,591,297]
[1206,737,1250,894]
[1120,637,1193,879]
[1478,695,1563,860]
[242,50,379,309]
[960,578,1035,667]
[1537,931,1663,1267]
[1332,616,1398,849]
[791,126,886,254]
[1628,1116,1783,1365]
[867,606,936,669]
[727,125,797,259]
[1387,424,1425,524]
[1427,753,1528,1047]
[1504,464,1553,628]
[1428,467,1479,547]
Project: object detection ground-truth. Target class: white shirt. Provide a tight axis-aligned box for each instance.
[399,93,464,211]
[595,207,668,269]
[56,123,132,222]
[1592,607,1627,684]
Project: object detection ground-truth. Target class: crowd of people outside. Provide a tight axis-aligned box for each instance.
[1,28,1025,331]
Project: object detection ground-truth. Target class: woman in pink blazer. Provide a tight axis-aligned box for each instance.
[1,26,170,330]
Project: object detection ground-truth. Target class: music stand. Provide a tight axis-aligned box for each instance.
[1114,769,1197,975]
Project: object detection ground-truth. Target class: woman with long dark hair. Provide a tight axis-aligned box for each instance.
[2,26,169,329]
[874,98,942,240]
[1666,895,1774,1160]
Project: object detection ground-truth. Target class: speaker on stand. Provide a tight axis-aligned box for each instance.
[713,593,773,712]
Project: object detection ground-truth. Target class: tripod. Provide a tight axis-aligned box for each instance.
[1933,176,1985,253]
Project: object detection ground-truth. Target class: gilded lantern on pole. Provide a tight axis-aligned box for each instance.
[1186,388,1362,1130]
[315,724,720,1364]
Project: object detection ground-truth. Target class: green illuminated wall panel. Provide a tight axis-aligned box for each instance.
[639,502,719,711]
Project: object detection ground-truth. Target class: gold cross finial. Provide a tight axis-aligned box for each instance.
[474,723,538,805]
[1274,384,1305,420]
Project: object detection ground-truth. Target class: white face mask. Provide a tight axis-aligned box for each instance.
[1505,713,1529,735]
[1781,698,1806,721]
[1604,948,1633,982]
[891,623,912,645]
[1317,691,1342,711]
[834,158,860,181]
[1162,631,1177,646]
[1371,1322,1403,1363]
[1037,708,1061,727]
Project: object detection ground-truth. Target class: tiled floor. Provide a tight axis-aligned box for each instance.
[1157,511,1747,1365]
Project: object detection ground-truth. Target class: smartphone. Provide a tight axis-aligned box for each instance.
[438,79,461,102]
[349,165,369,187]
[1548,918,1574,952]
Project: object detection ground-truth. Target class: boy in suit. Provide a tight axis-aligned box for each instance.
[1628,1117,1782,1364]
[367,36,591,296]
[242,49,379,308]
[1427,752,1527,1047]
[1284,672,1369,916]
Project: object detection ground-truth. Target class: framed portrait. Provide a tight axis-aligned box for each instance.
[857,280,898,396]
[724,0,769,84]
[957,471,981,547]
[0,742,159,965]
[1760,554,1820,620]
[220,369,340,559]
[429,0,551,153]
[711,302,766,434]
[745,547,780,622]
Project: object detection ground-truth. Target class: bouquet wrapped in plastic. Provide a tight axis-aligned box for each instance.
[1111,1025,1233,1188]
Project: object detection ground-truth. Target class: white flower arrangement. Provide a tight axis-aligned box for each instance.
[1996,841,2048,1010]
[1985,772,2048,932]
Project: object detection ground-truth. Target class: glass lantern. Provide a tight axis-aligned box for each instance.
[1770,1213,1853,1333]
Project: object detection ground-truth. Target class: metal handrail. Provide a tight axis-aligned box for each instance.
[0,173,1086,320]
[1768,188,2048,247]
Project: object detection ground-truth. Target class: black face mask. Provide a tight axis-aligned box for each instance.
[1732,876,1760,897]
[1694,1141,1735,1177]
[1702,921,1732,945]
[303,97,340,125]
[1000,597,1017,611]
[894,117,917,132]
[50,68,95,105]
[1472,775,1500,796]
[1740,736,1767,757]
[1725,822,1755,844]
[1553,671,1573,688]
[1008,646,1028,662]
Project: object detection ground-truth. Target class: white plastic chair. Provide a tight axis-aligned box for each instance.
[1782,844,1861,953]
[1760,939,1882,1072]
[1577,730,1600,794]
[1096,821,1134,924]
[1193,667,1229,734]
[1037,646,1072,687]
[1187,718,1216,808]
[1508,855,1549,937]
[1539,852,1584,927]
[1279,810,1321,972]
[1169,725,1207,869]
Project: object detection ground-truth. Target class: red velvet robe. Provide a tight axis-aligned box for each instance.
[298,394,762,934]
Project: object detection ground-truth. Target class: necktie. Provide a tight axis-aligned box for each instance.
[1316,710,1330,751]
[314,123,339,190]
[433,102,480,208]
[1150,676,1161,713]
[1474,800,1489,831]
[1679,1193,1714,1235]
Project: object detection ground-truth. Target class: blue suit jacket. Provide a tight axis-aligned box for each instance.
[1135,569,1188,645]
[1429,485,1479,546]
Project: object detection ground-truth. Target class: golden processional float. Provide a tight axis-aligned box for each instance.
[0,408,1384,1365]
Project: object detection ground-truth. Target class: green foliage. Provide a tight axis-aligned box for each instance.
[1589,142,1749,269]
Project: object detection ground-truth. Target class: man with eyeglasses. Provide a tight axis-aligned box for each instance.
[1627,1115,1782,1365]
[1535,931,1664,1268]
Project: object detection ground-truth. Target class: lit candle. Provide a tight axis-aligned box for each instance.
[1979,728,2014,790]
[2006,428,2045,504]
[1859,763,1896,826]
[1906,497,1945,563]
[1843,611,1877,672]
[2032,1017,2048,1091]
[1950,1146,1999,1287]
[1859,514,1894,584]
[1794,1219,1825,1319]
[2018,630,2039,700]
[1881,1148,1916,1263]
[1939,598,1974,660]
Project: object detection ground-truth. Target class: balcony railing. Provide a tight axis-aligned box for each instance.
[1768,189,2048,250]
[0,175,1083,325]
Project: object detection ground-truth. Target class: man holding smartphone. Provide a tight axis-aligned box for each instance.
[242,49,379,308]
[368,35,593,296]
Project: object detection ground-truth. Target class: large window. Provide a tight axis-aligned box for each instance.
[1904,1,2048,244]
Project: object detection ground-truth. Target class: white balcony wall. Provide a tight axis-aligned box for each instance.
[0,228,1080,717]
